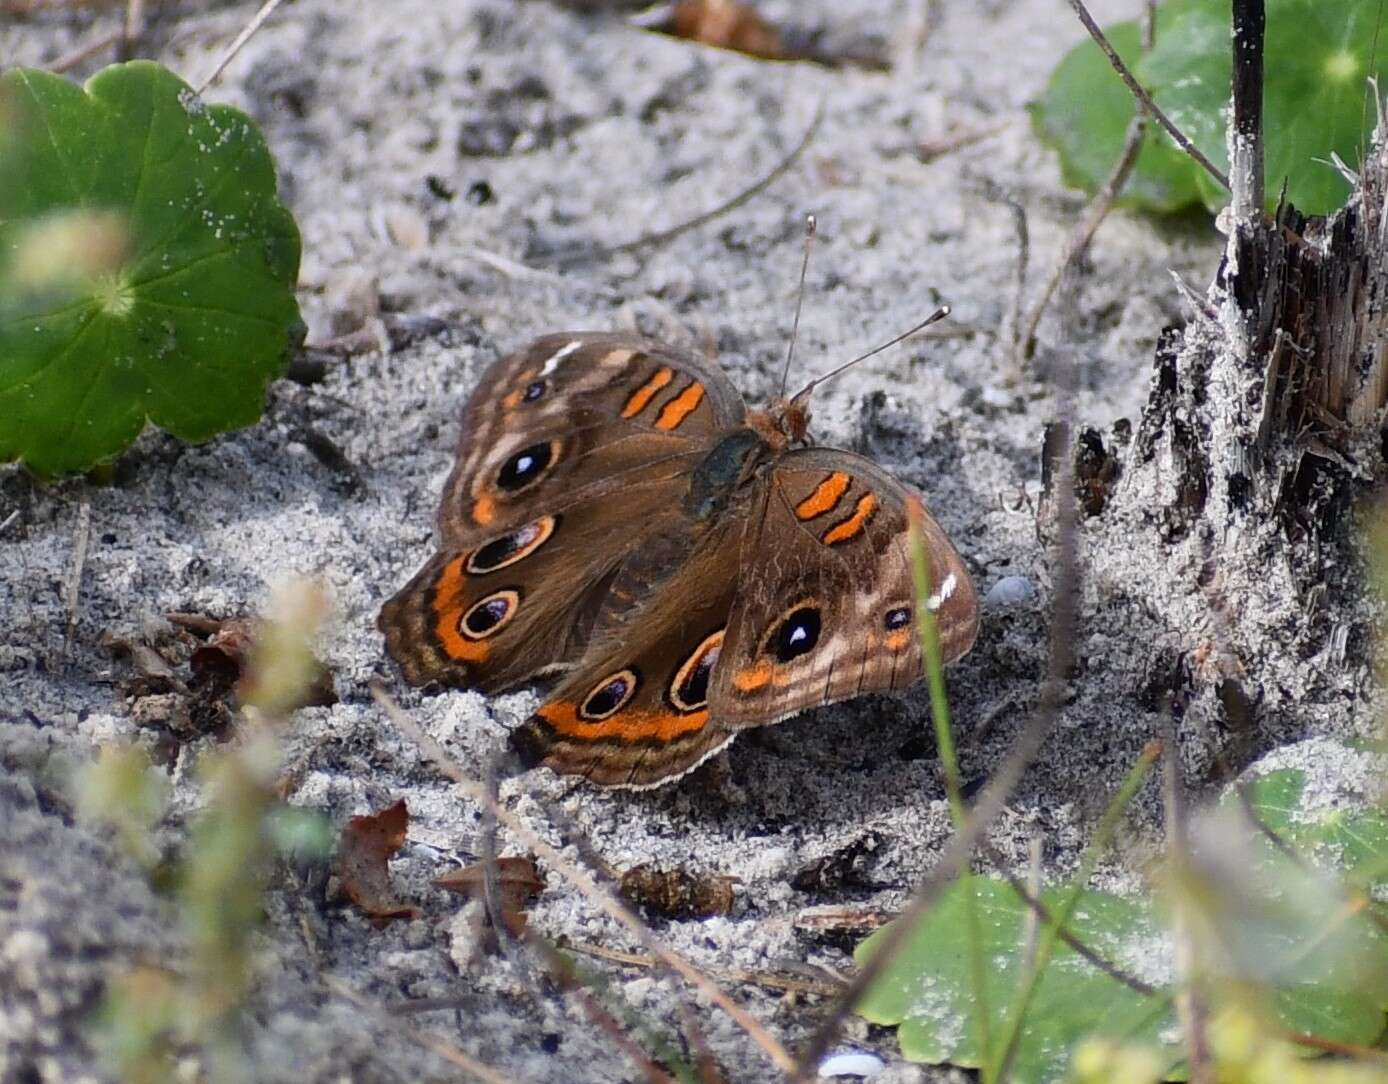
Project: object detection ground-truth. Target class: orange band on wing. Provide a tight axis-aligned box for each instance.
[621,367,674,418]
[795,472,851,520]
[822,493,878,545]
[432,556,490,663]
[731,659,774,691]
[655,382,705,430]
[472,493,497,526]
[537,700,709,742]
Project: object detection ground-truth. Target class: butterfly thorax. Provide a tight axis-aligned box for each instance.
[683,399,811,522]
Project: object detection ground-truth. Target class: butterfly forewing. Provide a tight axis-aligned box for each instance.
[379,333,745,691]
[709,448,978,729]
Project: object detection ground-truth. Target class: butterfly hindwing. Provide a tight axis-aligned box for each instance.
[508,517,747,788]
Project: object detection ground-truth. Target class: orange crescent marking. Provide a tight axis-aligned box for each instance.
[621,367,674,418]
[822,493,878,546]
[432,556,490,663]
[795,471,851,520]
[655,381,705,430]
[537,700,709,742]
[884,629,912,653]
[731,659,774,692]
[472,493,497,526]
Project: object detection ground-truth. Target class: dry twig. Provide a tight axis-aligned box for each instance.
[370,684,799,1077]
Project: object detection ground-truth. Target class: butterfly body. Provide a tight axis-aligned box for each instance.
[379,332,978,788]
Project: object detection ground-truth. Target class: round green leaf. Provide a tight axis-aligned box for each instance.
[1139,0,1384,215]
[1031,17,1202,213]
[854,878,1178,1082]
[0,62,303,477]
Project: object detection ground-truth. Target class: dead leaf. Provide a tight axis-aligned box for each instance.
[337,799,419,926]
[670,0,784,60]
[436,855,544,935]
[618,863,737,920]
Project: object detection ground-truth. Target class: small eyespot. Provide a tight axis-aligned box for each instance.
[461,590,520,639]
[670,630,723,712]
[769,605,821,663]
[497,440,558,491]
[580,669,639,720]
[466,515,557,573]
[884,606,912,631]
[522,379,546,402]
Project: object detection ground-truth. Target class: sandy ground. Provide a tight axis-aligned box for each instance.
[3,1,1379,1081]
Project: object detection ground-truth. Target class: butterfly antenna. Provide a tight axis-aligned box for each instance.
[778,214,818,397]
[791,305,951,403]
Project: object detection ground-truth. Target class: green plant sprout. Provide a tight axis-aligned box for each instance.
[80,581,334,1084]
[1033,0,1384,215]
[0,62,303,477]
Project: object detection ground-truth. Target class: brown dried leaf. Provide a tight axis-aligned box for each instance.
[670,0,784,60]
[337,798,418,926]
[618,863,737,920]
[436,855,544,935]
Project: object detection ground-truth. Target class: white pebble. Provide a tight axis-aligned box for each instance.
[985,575,1034,608]
[818,1049,886,1078]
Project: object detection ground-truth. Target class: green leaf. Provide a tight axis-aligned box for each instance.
[0,62,302,477]
[1141,0,1384,215]
[1031,17,1201,213]
[1034,0,1385,215]
[855,878,1177,1083]
[858,765,1388,1081]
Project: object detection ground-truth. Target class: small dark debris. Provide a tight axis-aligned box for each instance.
[791,832,884,894]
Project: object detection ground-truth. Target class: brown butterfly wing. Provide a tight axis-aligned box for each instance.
[437,333,744,548]
[379,333,745,692]
[508,517,747,788]
[708,448,978,728]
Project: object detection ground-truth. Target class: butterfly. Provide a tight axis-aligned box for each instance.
[378,330,978,788]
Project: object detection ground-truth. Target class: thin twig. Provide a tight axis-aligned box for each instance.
[370,684,799,1078]
[534,98,826,268]
[1015,113,1146,365]
[979,841,1157,997]
[535,798,722,1078]
[195,0,289,94]
[0,509,20,536]
[1065,0,1229,191]
[47,29,123,73]
[63,500,91,663]
[324,977,514,1084]
[566,941,845,998]
[115,0,145,61]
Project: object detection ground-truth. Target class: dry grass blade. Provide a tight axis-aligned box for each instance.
[1064,0,1229,191]
[370,683,799,1077]
[535,98,826,268]
[1015,113,1146,365]
[1160,715,1213,1084]
[63,499,91,662]
[324,977,513,1084]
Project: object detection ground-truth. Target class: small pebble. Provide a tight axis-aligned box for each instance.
[985,575,1034,608]
[818,1049,886,1078]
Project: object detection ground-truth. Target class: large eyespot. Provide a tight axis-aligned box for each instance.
[522,379,547,402]
[669,630,723,712]
[884,606,912,630]
[766,605,822,663]
[461,589,520,639]
[466,515,557,573]
[579,669,639,721]
[497,440,559,491]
